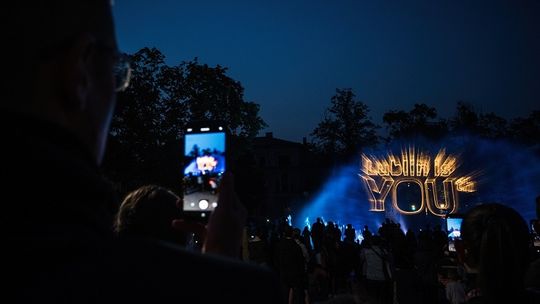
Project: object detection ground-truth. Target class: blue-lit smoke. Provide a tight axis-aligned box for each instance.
[453,136,540,222]
[296,163,386,233]
[296,136,540,232]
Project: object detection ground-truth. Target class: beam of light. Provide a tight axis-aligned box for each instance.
[296,164,384,233]
[359,174,394,211]
[297,137,539,235]
[455,176,476,192]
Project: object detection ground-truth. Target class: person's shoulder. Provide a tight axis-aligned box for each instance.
[113,236,276,276]
[110,237,281,303]
[522,289,540,304]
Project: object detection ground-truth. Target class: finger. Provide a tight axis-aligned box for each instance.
[217,172,235,210]
[219,172,246,213]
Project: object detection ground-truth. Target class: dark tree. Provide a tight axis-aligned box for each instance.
[477,112,508,139]
[383,103,447,140]
[311,88,379,156]
[181,60,266,138]
[450,101,480,133]
[509,111,540,146]
[449,102,514,140]
[105,48,168,192]
[103,47,266,193]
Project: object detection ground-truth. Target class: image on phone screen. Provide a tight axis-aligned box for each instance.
[183,129,226,213]
[447,217,462,252]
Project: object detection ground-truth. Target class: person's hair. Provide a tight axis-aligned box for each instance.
[114,185,181,242]
[461,203,530,303]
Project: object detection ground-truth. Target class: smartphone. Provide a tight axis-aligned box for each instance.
[182,123,226,220]
[446,214,463,252]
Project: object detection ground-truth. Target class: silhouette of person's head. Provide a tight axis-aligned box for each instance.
[4,1,129,165]
[461,203,530,303]
[282,224,293,238]
[115,185,185,244]
[370,235,382,247]
[292,228,301,240]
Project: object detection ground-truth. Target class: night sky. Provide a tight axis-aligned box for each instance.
[113,0,540,142]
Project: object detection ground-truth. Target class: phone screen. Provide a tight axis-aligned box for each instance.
[446,217,463,252]
[183,128,226,214]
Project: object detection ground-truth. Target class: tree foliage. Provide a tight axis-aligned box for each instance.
[450,101,481,134]
[509,110,540,145]
[383,103,447,140]
[103,47,266,192]
[381,101,537,146]
[450,101,511,139]
[311,88,379,156]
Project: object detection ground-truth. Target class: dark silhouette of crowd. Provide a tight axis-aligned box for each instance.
[234,203,540,304]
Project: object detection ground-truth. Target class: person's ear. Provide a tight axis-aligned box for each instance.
[60,33,96,113]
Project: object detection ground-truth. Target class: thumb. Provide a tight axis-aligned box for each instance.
[217,172,235,209]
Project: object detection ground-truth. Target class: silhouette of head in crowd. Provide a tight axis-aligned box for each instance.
[3,0,128,165]
[115,185,186,244]
[461,203,530,303]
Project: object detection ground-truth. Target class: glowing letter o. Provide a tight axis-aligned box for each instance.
[392,178,425,215]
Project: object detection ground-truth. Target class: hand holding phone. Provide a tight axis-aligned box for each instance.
[203,172,247,258]
[182,123,226,221]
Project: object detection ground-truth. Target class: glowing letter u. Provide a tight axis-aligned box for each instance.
[424,178,458,217]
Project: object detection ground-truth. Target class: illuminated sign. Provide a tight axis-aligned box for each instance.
[359,147,476,217]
